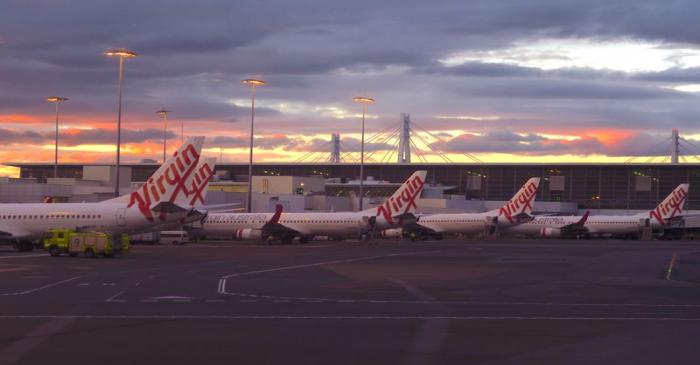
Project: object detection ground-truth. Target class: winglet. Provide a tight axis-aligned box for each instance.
[269,204,283,224]
[576,211,590,225]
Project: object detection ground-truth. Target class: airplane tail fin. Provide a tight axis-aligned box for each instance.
[370,170,427,224]
[185,157,216,208]
[495,177,541,223]
[103,137,205,221]
[648,184,689,225]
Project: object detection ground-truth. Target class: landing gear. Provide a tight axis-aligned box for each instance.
[281,236,294,245]
[298,236,312,244]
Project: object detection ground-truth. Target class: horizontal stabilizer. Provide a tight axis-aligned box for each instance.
[151,201,188,214]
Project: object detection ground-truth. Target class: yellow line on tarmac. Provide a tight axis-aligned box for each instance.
[0,267,29,273]
[666,252,678,280]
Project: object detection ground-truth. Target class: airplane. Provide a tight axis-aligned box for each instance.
[200,170,427,243]
[501,211,590,238]
[504,184,689,239]
[2,137,209,251]
[388,177,541,240]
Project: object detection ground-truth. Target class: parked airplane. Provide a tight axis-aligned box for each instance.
[501,211,590,238]
[200,170,427,243]
[505,184,689,238]
[391,177,541,239]
[2,137,208,251]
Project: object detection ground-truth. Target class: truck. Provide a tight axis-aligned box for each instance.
[159,230,189,245]
[43,229,130,258]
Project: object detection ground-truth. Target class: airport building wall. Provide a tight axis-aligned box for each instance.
[13,163,700,210]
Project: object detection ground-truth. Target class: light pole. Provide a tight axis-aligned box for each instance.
[352,96,375,211]
[241,78,266,213]
[156,109,172,163]
[46,96,69,179]
[104,49,137,197]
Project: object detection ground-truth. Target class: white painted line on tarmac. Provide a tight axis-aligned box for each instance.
[106,290,126,302]
[217,250,443,296]
[0,254,44,259]
[0,315,700,321]
[206,299,225,303]
[0,276,82,297]
[220,250,441,280]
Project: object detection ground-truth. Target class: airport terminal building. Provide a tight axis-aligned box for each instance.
[10,162,700,211]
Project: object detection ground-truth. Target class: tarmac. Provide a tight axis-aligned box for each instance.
[1,238,700,364]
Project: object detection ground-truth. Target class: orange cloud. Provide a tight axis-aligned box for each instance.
[583,129,634,145]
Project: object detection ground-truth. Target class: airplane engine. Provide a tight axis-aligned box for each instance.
[233,229,263,240]
[381,228,403,238]
[540,227,561,237]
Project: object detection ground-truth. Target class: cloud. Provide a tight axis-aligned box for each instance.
[433,130,676,157]
[2,0,700,162]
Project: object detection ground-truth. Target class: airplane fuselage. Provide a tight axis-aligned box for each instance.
[0,202,188,240]
[414,211,513,234]
[203,211,394,238]
[504,214,655,236]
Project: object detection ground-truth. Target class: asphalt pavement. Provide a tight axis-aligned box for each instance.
[1,238,700,365]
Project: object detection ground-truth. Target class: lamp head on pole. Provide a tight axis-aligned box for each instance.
[156,109,172,116]
[241,78,266,87]
[104,49,138,58]
[47,96,69,103]
[352,96,375,105]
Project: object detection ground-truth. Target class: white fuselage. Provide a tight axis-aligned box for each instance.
[203,210,395,238]
[504,214,652,236]
[415,211,515,234]
[0,203,188,240]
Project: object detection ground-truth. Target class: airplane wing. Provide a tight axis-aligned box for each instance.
[0,224,30,239]
[259,205,309,236]
[200,202,243,212]
[401,215,443,235]
[557,211,590,236]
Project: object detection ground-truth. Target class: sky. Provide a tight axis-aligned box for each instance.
[2,0,700,173]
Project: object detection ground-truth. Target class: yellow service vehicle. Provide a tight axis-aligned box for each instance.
[43,229,127,258]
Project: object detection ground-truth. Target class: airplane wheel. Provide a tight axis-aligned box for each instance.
[299,236,310,244]
[282,236,293,245]
[85,248,95,258]
[49,245,61,257]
